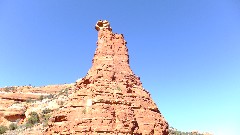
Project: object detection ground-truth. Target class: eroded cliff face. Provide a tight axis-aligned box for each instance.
[45,20,168,135]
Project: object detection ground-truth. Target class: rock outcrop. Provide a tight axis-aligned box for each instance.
[3,103,26,123]
[45,20,168,135]
[0,84,74,126]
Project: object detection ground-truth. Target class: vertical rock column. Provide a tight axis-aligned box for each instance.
[85,20,134,83]
[45,20,169,135]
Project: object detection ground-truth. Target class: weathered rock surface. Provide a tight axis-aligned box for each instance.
[0,84,73,94]
[45,20,168,135]
[0,84,74,126]
[3,103,26,123]
[0,93,41,102]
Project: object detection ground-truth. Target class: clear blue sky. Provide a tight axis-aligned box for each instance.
[0,0,240,134]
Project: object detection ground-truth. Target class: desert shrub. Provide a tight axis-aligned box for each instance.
[41,109,52,127]
[168,127,204,135]
[9,123,17,130]
[26,112,40,128]
[42,114,51,121]
[0,125,8,134]
[58,100,64,106]
[117,86,121,91]
[26,98,35,103]
[17,124,26,130]
[46,94,54,99]
[3,86,16,92]
[42,114,51,127]
[58,88,69,96]
[42,108,52,114]
[82,108,86,114]
[39,95,44,100]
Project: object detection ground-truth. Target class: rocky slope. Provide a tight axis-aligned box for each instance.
[45,20,168,135]
[0,84,74,127]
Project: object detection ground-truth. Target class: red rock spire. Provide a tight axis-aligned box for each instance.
[87,20,134,83]
[45,20,168,135]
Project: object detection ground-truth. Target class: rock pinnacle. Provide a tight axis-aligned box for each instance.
[45,20,169,135]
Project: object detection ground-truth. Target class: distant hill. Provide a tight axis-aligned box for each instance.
[169,126,213,135]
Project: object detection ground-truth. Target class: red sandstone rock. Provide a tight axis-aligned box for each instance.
[0,84,73,126]
[0,84,73,94]
[45,20,169,135]
[0,99,15,124]
[3,104,26,124]
[0,93,41,102]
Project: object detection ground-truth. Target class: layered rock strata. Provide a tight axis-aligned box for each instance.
[0,84,73,125]
[45,20,168,135]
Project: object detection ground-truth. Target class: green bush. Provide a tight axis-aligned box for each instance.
[0,125,8,134]
[26,112,40,128]
[9,123,17,130]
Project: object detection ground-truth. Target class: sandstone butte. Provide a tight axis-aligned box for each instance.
[44,20,169,135]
